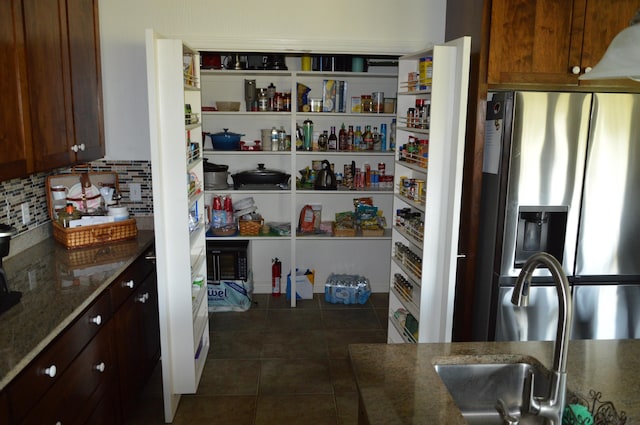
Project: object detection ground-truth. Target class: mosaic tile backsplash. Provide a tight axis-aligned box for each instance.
[0,160,153,237]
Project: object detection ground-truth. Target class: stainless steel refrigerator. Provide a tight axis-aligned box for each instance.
[473,91,640,342]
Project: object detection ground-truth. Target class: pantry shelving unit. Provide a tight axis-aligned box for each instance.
[145,30,209,422]
[387,37,471,344]
[200,63,398,305]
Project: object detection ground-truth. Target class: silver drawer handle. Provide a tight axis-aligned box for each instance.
[89,314,102,326]
[94,362,106,373]
[44,365,57,378]
[123,279,134,289]
[136,292,150,304]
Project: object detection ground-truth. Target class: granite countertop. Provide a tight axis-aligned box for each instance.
[350,340,640,424]
[0,230,155,390]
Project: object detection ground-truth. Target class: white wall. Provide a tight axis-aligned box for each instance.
[99,0,447,160]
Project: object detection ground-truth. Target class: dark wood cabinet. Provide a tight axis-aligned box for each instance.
[488,0,640,86]
[0,0,104,182]
[6,247,159,424]
[115,265,160,419]
[0,0,33,180]
[20,321,117,425]
[8,289,113,423]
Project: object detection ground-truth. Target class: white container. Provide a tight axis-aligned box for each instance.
[107,205,129,221]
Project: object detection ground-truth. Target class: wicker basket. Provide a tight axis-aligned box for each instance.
[239,218,263,236]
[52,219,138,249]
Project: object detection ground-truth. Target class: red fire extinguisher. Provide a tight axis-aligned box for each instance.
[272,258,282,296]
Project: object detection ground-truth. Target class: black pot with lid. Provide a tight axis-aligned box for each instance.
[231,163,291,190]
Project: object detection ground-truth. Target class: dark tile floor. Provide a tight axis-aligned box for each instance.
[126,292,389,425]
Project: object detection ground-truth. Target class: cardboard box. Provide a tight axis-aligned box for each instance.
[286,269,315,300]
[322,80,336,112]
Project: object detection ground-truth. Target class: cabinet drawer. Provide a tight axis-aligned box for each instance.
[110,253,154,310]
[20,320,116,425]
[8,289,112,423]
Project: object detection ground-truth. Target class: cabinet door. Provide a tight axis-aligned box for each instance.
[22,0,76,170]
[488,0,640,86]
[115,270,160,420]
[580,0,640,74]
[20,320,117,425]
[0,0,33,181]
[22,0,104,173]
[66,0,105,162]
[488,0,579,85]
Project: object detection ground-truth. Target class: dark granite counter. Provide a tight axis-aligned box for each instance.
[0,231,154,389]
[350,340,640,424]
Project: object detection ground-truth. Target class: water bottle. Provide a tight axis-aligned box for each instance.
[380,123,387,151]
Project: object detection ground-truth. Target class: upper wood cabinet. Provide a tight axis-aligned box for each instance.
[487,0,640,86]
[0,0,34,180]
[0,0,104,182]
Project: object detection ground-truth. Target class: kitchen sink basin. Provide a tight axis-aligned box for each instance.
[434,358,551,425]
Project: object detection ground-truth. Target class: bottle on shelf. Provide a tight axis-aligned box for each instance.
[363,125,373,150]
[271,127,279,151]
[354,126,362,151]
[390,118,396,150]
[338,123,347,151]
[278,126,287,151]
[380,123,387,151]
[318,130,329,151]
[347,125,355,151]
[372,126,381,151]
[328,126,338,151]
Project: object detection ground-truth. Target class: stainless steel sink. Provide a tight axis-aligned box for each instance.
[434,359,551,425]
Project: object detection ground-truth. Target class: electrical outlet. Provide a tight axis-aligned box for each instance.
[129,183,142,202]
[21,202,31,225]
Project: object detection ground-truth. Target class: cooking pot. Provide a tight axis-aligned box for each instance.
[203,159,230,189]
[231,163,290,190]
[207,129,244,150]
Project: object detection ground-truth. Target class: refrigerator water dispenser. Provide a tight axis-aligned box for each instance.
[514,206,567,267]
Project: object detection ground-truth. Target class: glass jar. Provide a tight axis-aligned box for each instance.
[361,95,373,113]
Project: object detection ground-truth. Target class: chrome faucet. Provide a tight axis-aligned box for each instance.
[504,252,573,425]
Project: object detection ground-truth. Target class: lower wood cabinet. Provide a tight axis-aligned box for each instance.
[115,267,160,419]
[5,247,160,424]
[20,320,117,425]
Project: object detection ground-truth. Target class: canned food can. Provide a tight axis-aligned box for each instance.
[378,162,386,176]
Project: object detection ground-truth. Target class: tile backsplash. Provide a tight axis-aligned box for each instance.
[0,160,153,237]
